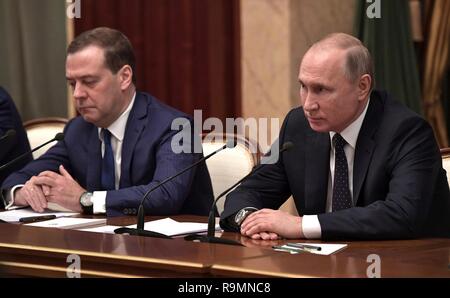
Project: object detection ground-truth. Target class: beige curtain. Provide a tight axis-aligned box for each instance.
[422,0,450,147]
[0,0,68,121]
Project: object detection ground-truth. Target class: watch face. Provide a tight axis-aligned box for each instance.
[234,208,258,226]
[234,209,247,225]
[80,193,93,207]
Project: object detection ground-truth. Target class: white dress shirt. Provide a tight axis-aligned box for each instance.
[92,93,135,214]
[302,99,370,239]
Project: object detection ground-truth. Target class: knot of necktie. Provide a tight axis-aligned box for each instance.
[333,133,347,150]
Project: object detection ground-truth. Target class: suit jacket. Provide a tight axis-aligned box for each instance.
[2,92,214,217]
[0,87,32,186]
[221,90,450,240]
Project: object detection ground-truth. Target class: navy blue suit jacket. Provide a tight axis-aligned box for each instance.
[0,87,32,186]
[2,92,214,216]
[221,90,450,240]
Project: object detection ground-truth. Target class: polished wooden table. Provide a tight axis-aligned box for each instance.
[0,215,449,278]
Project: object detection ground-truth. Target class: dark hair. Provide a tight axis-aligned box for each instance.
[67,27,136,84]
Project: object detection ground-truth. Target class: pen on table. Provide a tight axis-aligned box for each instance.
[19,215,57,223]
[272,246,302,254]
[285,243,322,251]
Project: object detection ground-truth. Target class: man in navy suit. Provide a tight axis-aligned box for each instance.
[0,87,32,186]
[220,33,450,240]
[1,27,214,216]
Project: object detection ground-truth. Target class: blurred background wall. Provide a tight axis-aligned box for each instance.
[0,0,448,146]
[0,0,68,121]
[241,0,356,151]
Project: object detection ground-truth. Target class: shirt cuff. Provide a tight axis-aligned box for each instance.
[302,215,322,239]
[92,191,107,214]
[5,185,25,210]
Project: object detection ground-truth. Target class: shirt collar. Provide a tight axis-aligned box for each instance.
[329,98,370,149]
[98,92,136,142]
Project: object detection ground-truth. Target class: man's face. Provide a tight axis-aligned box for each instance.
[298,48,367,133]
[66,46,128,128]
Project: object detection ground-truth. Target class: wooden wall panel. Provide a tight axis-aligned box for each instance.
[74,0,241,120]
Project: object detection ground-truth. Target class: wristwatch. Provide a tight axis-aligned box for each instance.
[234,207,258,226]
[79,191,93,214]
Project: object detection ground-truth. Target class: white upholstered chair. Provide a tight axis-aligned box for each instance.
[202,133,260,215]
[441,148,450,187]
[23,117,68,159]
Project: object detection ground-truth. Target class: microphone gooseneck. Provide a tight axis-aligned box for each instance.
[185,141,294,246]
[0,133,65,172]
[0,129,16,142]
[114,140,237,238]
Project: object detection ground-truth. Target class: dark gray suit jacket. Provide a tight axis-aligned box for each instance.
[221,90,450,240]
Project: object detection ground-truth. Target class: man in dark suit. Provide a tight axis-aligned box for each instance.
[220,33,450,240]
[1,27,214,216]
[0,87,32,186]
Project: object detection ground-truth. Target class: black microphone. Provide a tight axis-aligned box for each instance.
[0,129,16,143]
[184,141,294,246]
[0,133,64,172]
[114,140,237,238]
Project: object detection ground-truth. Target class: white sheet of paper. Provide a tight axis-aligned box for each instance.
[126,217,220,237]
[26,217,106,229]
[77,225,120,234]
[0,207,78,223]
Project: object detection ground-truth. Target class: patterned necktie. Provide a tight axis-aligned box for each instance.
[101,129,115,190]
[332,133,352,211]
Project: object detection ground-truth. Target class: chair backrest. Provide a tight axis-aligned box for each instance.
[23,117,68,159]
[441,148,450,187]
[202,133,260,215]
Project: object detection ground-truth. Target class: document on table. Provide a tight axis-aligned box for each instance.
[77,225,120,234]
[125,217,221,237]
[273,243,348,255]
[26,217,106,229]
[0,207,78,223]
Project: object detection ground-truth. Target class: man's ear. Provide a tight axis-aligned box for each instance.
[358,74,372,101]
[118,65,133,90]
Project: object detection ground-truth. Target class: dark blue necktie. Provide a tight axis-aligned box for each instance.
[332,134,352,211]
[101,129,115,191]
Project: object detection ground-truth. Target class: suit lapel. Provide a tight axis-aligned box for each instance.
[304,131,330,213]
[120,93,148,188]
[86,126,102,190]
[353,93,382,204]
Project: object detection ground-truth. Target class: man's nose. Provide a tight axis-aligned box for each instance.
[303,93,319,113]
[73,83,87,99]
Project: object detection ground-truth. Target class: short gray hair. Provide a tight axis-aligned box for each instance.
[311,33,374,90]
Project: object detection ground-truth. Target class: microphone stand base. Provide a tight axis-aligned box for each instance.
[114,227,172,239]
[184,234,242,246]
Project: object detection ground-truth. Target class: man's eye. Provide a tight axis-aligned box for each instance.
[315,87,325,93]
[84,80,96,86]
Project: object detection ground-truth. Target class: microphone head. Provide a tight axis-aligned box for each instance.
[5,129,16,138]
[225,139,237,149]
[54,133,65,141]
[281,141,294,152]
